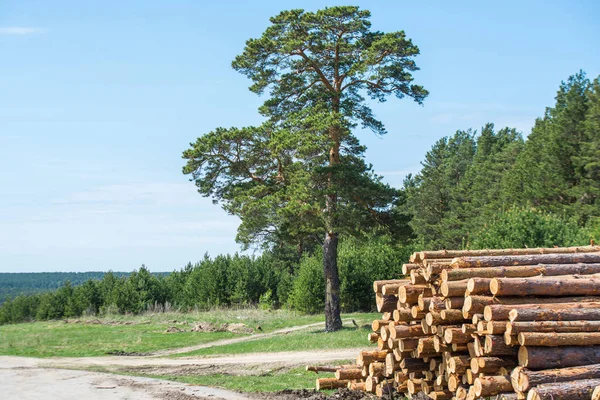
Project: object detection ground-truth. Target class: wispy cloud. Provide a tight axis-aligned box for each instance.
[0,27,44,35]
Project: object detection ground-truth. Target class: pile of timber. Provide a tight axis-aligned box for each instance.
[310,245,600,399]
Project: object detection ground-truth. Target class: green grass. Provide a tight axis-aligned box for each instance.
[0,309,378,358]
[173,325,377,357]
[132,366,331,393]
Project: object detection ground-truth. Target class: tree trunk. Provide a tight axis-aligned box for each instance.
[490,275,600,297]
[453,252,600,268]
[323,231,342,331]
[506,320,600,336]
[526,378,600,400]
[443,263,600,282]
[518,345,600,369]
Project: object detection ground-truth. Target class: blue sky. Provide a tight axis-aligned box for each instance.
[1,1,599,272]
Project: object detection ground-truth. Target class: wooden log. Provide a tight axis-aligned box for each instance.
[448,356,470,374]
[504,332,519,346]
[335,368,363,380]
[406,379,422,395]
[428,296,447,312]
[462,323,477,334]
[498,394,518,400]
[389,323,426,339]
[443,263,600,282]
[376,293,399,312]
[440,309,466,323]
[490,276,600,297]
[444,327,471,344]
[466,278,493,295]
[514,363,600,392]
[455,386,468,400]
[506,320,600,336]
[593,385,600,400]
[400,358,429,372]
[377,336,389,350]
[486,321,507,335]
[399,338,419,352]
[316,378,350,390]
[357,350,389,366]
[382,311,392,321]
[382,282,408,295]
[369,361,385,377]
[472,313,484,324]
[518,346,600,369]
[526,378,600,400]
[485,335,518,356]
[417,337,436,355]
[445,296,465,310]
[410,269,427,285]
[410,305,426,319]
[402,263,420,274]
[453,252,600,268]
[306,365,339,373]
[440,280,469,297]
[420,246,600,263]
[380,326,390,342]
[374,279,408,293]
[364,376,379,392]
[509,307,600,322]
[474,375,512,397]
[392,308,413,322]
[368,332,379,343]
[398,285,433,304]
[518,332,600,346]
[429,390,453,400]
[484,301,600,321]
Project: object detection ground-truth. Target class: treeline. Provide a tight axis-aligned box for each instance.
[0,237,412,324]
[1,71,599,325]
[404,71,600,249]
[0,272,134,304]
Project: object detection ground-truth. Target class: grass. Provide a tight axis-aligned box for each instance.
[0,308,378,358]
[173,325,377,357]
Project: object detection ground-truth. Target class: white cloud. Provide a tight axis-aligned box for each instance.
[0,27,44,35]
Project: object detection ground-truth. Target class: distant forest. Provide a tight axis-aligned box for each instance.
[0,271,165,304]
[1,71,599,325]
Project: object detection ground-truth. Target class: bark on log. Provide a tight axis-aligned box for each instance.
[374,279,409,294]
[402,263,420,275]
[474,375,512,397]
[392,308,413,322]
[440,280,469,297]
[490,276,600,297]
[466,278,493,295]
[376,293,399,313]
[509,307,600,322]
[506,321,600,336]
[453,252,600,269]
[440,309,466,323]
[518,332,600,346]
[526,378,600,400]
[444,296,465,310]
[410,269,427,285]
[316,378,350,390]
[484,301,600,321]
[518,346,600,369]
[356,350,389,366]
[463,295,600,315]
[444,328,471,344]
[389,324,426,339]
[419,246,600,263]
[398,285,433,304]
[485,335,518,356]
[306,365,339,373]
[335,368,363,380]
[515,363,600,392]
[443,263,600,282]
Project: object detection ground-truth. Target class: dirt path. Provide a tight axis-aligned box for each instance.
[152,320,344,356]
[0,357,251,400]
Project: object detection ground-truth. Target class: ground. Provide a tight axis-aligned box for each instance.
[0,311,382,399]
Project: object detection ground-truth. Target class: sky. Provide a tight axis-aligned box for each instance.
[1,0,599,273]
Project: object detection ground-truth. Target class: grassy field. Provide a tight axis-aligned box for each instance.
[0,309,377,358]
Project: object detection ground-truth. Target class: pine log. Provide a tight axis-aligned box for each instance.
[485,335,518,356]
[462,295,600,315]
[368,361,385,377]
[498,394,518,400]
[462,323,477,334]
[364,376,379,392]
[368,332,379,343]
[306,365,339,373]
[371,319,389,332]
[428,296,447,312]
[410,305,426,319]
[484,301,600,321]
[453,252,600,268]
[398,285,433,304]
[392,308,413,322]
[427,261,453,276]
[335,368,363,380]
[466,278,493,295]
[593,385,600,400]
[487,321,507,334]
[445,296,465,310]
[402,262,420,274]
[374,279,408,293]
[518,332,600,346]
[440,309,466,323]
[509,307,600,322]
[417,337,436,355]
[357,350,389,366]
[382,283,408,295]
[389,323,426,339]
[419,246,600,263]
[443,263,600,282]
[448,355,470,374]
[444,327,471,344]
[526,378,600,400]
[376,293,399,313]
[399,338,419,352]
[440,280,469,297]
[504,332,519,346]
[316,378,350,390]
[410,269,427,285]
[506,320,600,336]
[455,386,468,400]
[515,363,600,392]
[429,390,453,400]
[490,276,600,297]
[518,345,600,369]
[474,375,512,397]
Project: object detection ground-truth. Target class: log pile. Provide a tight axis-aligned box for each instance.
[310,245,600,399]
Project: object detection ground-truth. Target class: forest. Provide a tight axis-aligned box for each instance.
[1,71,598,325]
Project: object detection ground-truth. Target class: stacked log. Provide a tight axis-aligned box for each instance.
[308,245,600,399]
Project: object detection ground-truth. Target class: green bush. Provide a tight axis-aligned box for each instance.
[286,253,325,314]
